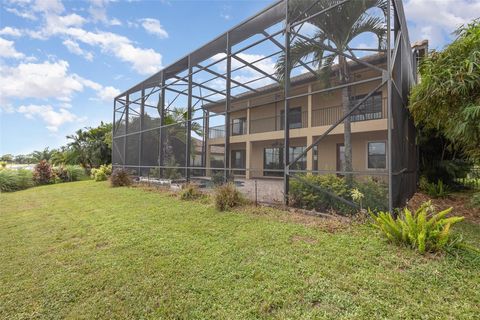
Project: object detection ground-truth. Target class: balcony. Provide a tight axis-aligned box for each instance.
[312,97,387,127]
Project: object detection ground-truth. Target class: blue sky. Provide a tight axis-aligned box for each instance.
[1,0,478,156]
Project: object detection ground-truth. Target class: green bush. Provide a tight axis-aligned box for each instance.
[425,179,451,198]
[370,201,464,254]
[0,161,7,168]
[179,183,202,200]
[91,164,112,182]
[214,183,244,211]
[33,160,53,185]
[355,178,388,212]
[53,166,69,183]
[0,169,34,192]
[110,168,132,187]
[65,165,85,181]
[94,171,108,182]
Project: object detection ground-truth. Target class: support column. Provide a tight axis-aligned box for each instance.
[159,72,165,179]
[124,94,129,169]
[246,100,251,134]
[224,33,231,183]
[307,84,313,128]
[387,0,393,212]
[245,140,251,179]
[283,0,290,205]
[186,57,193,181]
[306,135,313,172]
[139,88,145,175]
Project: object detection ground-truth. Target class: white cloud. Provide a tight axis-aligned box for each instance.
[405,0,480,48]
[139,18,168,39]
[32,0,65,14]
[5,7,37,20]
[97,86,120,102]
[17,104,85,132]
[0,37,25,59]
[0,59,120,103]
[0,60,84,101]
[63,39,93,61]
[62,28,162,74]
[0,27,22,37]
[88,0,122,26]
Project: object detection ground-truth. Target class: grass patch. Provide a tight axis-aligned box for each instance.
[1,181,479,319]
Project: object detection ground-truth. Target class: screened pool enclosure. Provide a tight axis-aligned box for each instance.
[113,0,419,212]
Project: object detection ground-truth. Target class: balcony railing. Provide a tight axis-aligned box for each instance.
[312,98,387,127]
[250,111,308,134]
[209,125,225,139]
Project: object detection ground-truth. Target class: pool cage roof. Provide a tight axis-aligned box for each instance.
[113,0,418,212]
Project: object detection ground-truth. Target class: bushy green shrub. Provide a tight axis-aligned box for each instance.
[0,169,34,192]
[65,165,85,181]
[214,183,244,211]
[0,161,7,168]
[33,160,53,185]
[355,178,388,212]
[179,183,201,200]
[370,201,464,254]
[424,179,451,198]
[91,164,112,182]
[290,174,388,214]
[110,168,132,187]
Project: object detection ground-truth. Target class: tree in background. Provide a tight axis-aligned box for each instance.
[66,122,112,168]
[0,154,14,163]
[410,20,480,162]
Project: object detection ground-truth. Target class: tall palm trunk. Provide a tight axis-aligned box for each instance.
[339,56,353,186]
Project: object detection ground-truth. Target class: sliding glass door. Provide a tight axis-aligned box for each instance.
[263,146,306,177]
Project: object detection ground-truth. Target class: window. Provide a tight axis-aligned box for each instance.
[231,150,246,175]
[350,93,382,122]
[231,118,246,135]
[280,107,303,129]
[336,143,345,174]
[263,146,306,176]
[368,141,386,169]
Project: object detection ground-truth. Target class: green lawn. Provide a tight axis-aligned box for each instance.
[1,181,479,319]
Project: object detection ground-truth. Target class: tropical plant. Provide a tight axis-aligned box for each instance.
[110,168,132,187]
[91,164,112,182]
[424,179,451,199]
[410,20,480,161]
[33,160,54,185]
[179,183,202,200]
[30,148,55,163]
[470,192,480,208]
[214,183,245,211]
[0,161,6,168]
[370,201,464,254]
[0,169,34,192]
[276,0,387,185]
[351,188,364,210]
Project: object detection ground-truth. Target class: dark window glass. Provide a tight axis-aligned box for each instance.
[263,146,306,176]
[350,93,382,122]
[280,107,303,129]
[368,142,386,169]
[231,150,246,175]
[231,118,246,135]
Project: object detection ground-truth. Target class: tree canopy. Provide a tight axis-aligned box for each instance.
[409,20,480,160]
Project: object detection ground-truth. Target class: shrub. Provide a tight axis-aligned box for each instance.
[65,165,85,181]
[290,174,354,214]
[0,169,34,192]
[33,160,53,185]
[354,178,388,212]
[370,201,464,254]
[214,183,244,211]
[424,179,451,198]
[0,161,7,168]
[91,164,112,182]
[179,183,201,200]
[110,168,132,187]
[53,166,69,182]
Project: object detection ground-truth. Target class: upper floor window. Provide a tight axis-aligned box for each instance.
[280,107,303,129]
[350,93,382,122]
[368,141,386,169]
[231,117,246,135]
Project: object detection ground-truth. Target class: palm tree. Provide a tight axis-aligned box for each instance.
[30,147,55,163]
[276,0,387,184]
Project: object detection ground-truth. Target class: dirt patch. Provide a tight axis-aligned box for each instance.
[407,192,480,224]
